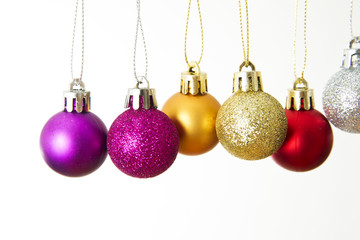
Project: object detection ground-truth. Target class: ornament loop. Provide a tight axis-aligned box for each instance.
[188,61,201,75]
[70,78,85,91]
[350,37,360,48]
[239,61,256,72]
[136,76,150,89]
[293,77,309,90]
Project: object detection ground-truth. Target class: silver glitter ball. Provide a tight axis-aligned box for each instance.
[323,66,360,133]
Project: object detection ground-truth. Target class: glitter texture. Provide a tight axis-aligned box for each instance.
[107,104,179,178]
[216,91,288,160]
[40,111,108,177]
[323,67,360,133]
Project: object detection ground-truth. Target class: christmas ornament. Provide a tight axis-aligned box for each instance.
[107,0,179,178]
[273,79,333,172]
[162,63,220,155]
[323,1,360,133]
[162,0,220,156]
[40,0,107,177]
[216,63,287,160]
[107,81,179,178]
[215,0,287,160]
[273,0,333,172]
[40,80,108,177]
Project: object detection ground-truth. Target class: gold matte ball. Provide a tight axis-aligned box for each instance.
[216,91,287,160]
[162,93,221,155]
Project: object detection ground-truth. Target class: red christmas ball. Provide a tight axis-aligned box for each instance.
[272,109,333,172]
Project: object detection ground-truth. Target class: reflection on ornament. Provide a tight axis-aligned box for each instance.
[273,78,333,172]
[40,79,108,177]
[216,62,287,160]
[107,81,179,178]
[323,39,360,133]
[163,62,221,155]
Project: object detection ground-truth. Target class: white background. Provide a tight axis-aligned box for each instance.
[1,0,360,239]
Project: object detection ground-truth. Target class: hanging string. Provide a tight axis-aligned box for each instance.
[238,0,250,67]
[350,0,360,40]
[293,0,308,79]
[133,0,148,83]
[184,0,204,67]
[70,0,85,82]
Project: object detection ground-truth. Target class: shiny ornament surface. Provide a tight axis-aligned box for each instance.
[323,66,360,133]
[40,111,108,177]
[216,91,287,160]
[107,101,179,178]
[162,92,220,155]
[273,109,333,172]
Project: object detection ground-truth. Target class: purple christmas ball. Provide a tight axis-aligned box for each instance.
[40,111,108,177]
[107,104,179,179]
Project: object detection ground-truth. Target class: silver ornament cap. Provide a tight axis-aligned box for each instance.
[63,78,90,113]
[342,37,360,68]
[125,77,158,110]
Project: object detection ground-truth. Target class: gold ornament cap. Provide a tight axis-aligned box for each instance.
[63,78,90,113]
[181,61,208,95]
[233,61,263,93]
[286,77,314,111]
[125,77,158,110]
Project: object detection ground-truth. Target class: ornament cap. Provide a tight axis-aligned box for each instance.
[180,61,208,95]
[286,78,314,111]
[342,38,360,68]
[63,78,90,113]
[233,61,263,93]
[125,77,158,110]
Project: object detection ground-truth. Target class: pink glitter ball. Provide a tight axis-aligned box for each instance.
[107,102,179,178]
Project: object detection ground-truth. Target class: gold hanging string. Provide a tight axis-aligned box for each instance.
[184,0,204,67]
[293,0,308,79]
[238,0,250,67]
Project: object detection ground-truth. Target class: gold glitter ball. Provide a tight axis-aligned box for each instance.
[216,91,288,160]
